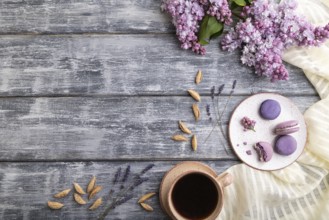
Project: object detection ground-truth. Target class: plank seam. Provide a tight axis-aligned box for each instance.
[0,94,318,99]
[0,158,240,163]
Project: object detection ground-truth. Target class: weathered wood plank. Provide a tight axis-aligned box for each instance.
[0,0,173,34]
[0,95,318,161]
[0,161,238,220]
[0,35,315,96]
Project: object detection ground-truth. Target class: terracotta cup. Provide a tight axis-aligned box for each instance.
[159,161,233,220]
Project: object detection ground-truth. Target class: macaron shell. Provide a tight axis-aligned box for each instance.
[275,126,300,135]
[275,135,297,156]
[260,99,281,120]
[275,120,300,135]
[274,120,299,135]
[254,142,273,162]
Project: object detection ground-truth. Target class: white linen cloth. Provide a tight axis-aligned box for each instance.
[218,0,329,219]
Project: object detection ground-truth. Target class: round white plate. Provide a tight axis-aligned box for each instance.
[229,93,307,171]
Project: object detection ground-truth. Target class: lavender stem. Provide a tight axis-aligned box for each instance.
[98,164,153,220]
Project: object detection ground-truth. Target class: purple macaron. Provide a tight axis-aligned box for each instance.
[259,99,281,120]
[275,135,297,156]
[254,142,273,162]
[275,120,299,135]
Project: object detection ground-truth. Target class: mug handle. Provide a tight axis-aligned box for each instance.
[216,172,233,187]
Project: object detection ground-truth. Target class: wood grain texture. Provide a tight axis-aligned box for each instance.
[0,95,318,161]
[0,0,321,219]
[0,0,173,34]
[0,35,315,96]
[0,161,238,220]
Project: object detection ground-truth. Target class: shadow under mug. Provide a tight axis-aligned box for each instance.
[165,170,232,220]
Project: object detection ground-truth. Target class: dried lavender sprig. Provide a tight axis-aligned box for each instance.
[216,84,225,96]
[216,83,231,155]
[232,80,237,90]
[120,165,131,189]
[210,86,215,100]
[99,194,134,220]
[108,167,122,200]
[99,164,153,220]
[204,84,226,145]
[214,84,225,118]
[113,167,122,185]
[217,80,237,154]
[114,194,134,208]
[206,104,211,117]
[219,80,237,120]
[121,165,131,183]
[215,83,226,132]
[131,177,149,191]
[204,84,225,144]
[204,81,236,154]
[140,164,154,176]
[99,178,149,220]
[108,189,114,199]
[100,187,142,220]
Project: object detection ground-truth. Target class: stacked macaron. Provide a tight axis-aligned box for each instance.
[274,120,299,135]
[253,100,300,162]
[274,120,299,156]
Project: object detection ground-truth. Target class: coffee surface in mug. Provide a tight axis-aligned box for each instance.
[172,173,219,219]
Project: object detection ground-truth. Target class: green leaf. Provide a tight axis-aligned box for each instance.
[233,0,246,6]
[210,26,224,40]
[198,15,224,46]
[199,39,209,45]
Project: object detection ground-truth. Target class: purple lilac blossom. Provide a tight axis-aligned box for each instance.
[203,0,232,25]
[221,0,329,81]
[241,116,256,132]
[162,0,232,54]
[161,0,206,54]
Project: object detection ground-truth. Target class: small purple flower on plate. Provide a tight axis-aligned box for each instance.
[241,116,256,132]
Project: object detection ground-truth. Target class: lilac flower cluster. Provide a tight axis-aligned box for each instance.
[161,0,232,54]
[241,116,256,132]
[161,0,206,54]
[202,0,232,25]
[221,0,329,81]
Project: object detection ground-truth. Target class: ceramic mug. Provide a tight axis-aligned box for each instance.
[160,162,233,220]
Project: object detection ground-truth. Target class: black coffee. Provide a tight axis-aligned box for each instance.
[172,173,219,220]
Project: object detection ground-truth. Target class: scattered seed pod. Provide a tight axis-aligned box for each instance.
[87,176,96,194]
[192,103,200,121]
[53,189,71,199]
[138,192,156,203]
[191,135,197,151]
[195,70,203,84]
[89,185,102,200]
[74,193,87,205]
[178,121,192,134]
[73,182,86,195]
[47,201,64,210]
[171,135,188,142]
[140,202,153,212]
[89,197,102,210]
[187,89,201,102]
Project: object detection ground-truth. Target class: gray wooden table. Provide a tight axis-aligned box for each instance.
[0,1,318,220]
